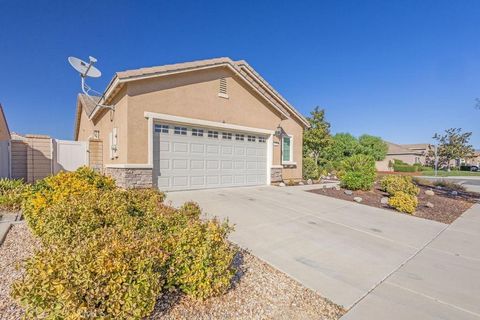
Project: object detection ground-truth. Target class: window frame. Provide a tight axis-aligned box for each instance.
[174,126,187,135]
[281,135,295,164]
[191,128,204,137]
[247,135,256,142]
[154,124,169,134]
[222,132,232,140]
[208,130,219,139]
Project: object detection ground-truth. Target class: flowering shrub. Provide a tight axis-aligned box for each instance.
[388,191,418,214]
[13,167,236,319]
[380,175,419,196]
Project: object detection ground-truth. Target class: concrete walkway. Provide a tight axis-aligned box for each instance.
[167,185,450,310]
[343,202,480,319]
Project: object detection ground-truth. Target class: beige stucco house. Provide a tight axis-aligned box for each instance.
[74,57,310,190]
[0,104,11,141]
[376,142,430,171]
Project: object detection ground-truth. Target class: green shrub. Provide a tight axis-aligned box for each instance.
[388,191,418,214]
[0,178,28,211]
[433,180,466,192]
[14,168,236,318]
[393,164,417,172]
[393,159,407,165]
[339,154,376,190]
[12,228,166,319]
[380,175,419,196]
[303,157,319,180]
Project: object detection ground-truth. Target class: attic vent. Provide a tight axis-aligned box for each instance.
[218,78,229,99]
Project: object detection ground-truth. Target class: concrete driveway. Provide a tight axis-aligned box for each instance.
[167,185,480,319]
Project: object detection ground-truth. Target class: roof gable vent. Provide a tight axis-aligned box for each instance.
[218,77,229,99]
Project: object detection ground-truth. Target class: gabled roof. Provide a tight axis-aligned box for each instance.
[74,94,101,140]
[401,143,430,150]
[0,104,11,140]
[385,141,423,155]
[94,57,310,127]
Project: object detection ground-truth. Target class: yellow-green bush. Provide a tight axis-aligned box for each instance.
[12,228,166,319]
[0,178,29,211]
[380,175,419,196]
[388,191,418,214]
[22,167,115,234]
[14,167,236,318]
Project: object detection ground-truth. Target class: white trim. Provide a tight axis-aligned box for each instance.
[144,112,275,135]
[271,165,283,169]
[281,135,294,164]
[147,117,153,166]
[105,164,153,169]
[266,134,273,185]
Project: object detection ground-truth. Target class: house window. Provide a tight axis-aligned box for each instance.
[208,130,218,138]
[235,134,244,141]
[174,126,187,135]
[222,132,232,140]
[192,128,204,137]
[247,135,256,142]
[258,136,266,143]
[154,124,169,134]
[282,136,293,163]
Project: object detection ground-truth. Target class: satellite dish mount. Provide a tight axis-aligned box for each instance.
[68,56,114,111]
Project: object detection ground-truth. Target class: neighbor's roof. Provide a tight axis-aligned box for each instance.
[103,57,309,127]
[401,143,430,150]
[385,141,424,155]
[74,94,101,139]
[0,104,11,139]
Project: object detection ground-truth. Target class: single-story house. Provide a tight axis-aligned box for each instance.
[74,57,310,191]
[376,142,430,171]
[0,104,11,178]
[0,104,11,141]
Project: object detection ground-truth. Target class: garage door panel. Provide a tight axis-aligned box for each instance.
[154,122,268,191]
[172,159,188,169]
[206,176,220,185]
[207,160,219,169]
[172,176,188,187]
[206,145,219,154]
[190,143,205,153]
[190,159,204,169]
[173,143,188,153]
[190,176,205,186]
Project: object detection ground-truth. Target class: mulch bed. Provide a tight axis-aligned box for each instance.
[308,183,480,224]
[0,224,345,320]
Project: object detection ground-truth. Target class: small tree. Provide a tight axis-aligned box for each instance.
[358,134,388,161]
[432,128,475,168]
[303,107,331,165]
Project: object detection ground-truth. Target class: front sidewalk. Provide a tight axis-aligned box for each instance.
[342,203,480,320]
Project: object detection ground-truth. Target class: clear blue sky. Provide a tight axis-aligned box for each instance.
[1,0,479,148]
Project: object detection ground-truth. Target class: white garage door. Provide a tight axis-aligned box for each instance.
[153,122,268,191]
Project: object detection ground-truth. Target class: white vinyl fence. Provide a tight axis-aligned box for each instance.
[53,139,88,174]
[0,140,9,178]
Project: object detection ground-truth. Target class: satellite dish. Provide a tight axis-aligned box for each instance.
[68,55,114,111]
[68,56,102,78]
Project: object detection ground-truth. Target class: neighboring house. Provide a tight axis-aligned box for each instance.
[0,104,11,178]
[74,57,310,191]
[376,142,430,171]
[463,150,480,166]
[0,104,11,141]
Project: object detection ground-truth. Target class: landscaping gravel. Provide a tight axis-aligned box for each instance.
[0,224,344,320]
[0,223,40,320]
